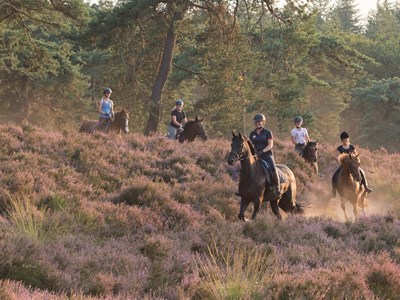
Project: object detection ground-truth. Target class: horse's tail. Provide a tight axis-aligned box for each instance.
[293,200,310,215]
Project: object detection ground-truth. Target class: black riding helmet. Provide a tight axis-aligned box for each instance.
[103,87,112,95]
[253,113,266,122]
[294,116,303,123]
[340,131,349,140]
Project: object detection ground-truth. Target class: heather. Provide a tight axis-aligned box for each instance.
[0,125,399,299]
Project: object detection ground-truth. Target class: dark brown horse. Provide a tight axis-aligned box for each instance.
[336,153,367,221]
[227,131,305,220]
[301,140,319,175]
[79,109,129,135]
[177,116,207,143]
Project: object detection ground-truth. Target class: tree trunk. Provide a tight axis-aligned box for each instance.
[20,75,31,123]
[144,10,185,136]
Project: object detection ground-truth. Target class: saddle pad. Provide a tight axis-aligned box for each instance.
[259,160,286,184]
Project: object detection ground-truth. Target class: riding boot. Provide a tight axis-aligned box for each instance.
[272,170,281,198]
[360,169,373,193]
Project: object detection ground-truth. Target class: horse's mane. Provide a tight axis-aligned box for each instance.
[245,136,257,157]
[183,120,195,130]
[338,152,359,164]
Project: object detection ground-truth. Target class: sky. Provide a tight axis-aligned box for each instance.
[87,0,379,19]
[354,0,378,19]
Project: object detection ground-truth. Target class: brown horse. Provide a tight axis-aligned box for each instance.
[227,131,305,220]
[79,109,129,134]
[177,116,208,143]
[336,153,367,221]
[301,140,319,175]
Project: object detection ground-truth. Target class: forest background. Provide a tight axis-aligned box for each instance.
[1,0,400,152]
[1,1,400,299]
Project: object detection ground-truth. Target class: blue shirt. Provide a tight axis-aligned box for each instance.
[99,98,113,118]
[249,127,273,155]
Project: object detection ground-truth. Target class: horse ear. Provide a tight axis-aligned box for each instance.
[195,116,199,121]
[316,139,318,143]
[232,130,237,137]
[238,132,243,139]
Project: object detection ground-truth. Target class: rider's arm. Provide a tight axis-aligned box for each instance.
[98,98,103,114]
[305,129,310,143]
[171,115,181,127]
[291,135,297,145]
[263,139,273,153]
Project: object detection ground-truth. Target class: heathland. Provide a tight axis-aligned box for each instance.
[0,125,399,299]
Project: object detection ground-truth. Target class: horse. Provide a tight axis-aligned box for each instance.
[301,140,319,175]
[79,109,129,135]
[177,116,208,143]
[336,153,367,221]
[227,131,305,220]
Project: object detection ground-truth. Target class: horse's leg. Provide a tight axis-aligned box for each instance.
[352,200,359,220]
[238,199,250,221]
[340,198,349,221]
[360,191,367,215]
[314,162,319,177]
[270,199,282,220]
[251,197,261,220]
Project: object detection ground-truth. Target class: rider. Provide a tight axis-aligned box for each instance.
[291,115,310,155]
[98,87,114,128]
[331,131,373,198]
[249,113,281,198]
[167,99,187,140]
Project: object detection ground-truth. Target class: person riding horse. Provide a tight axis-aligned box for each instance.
[291,115,310,155]
[332,131,373,198]
[249,113,281,198]
[98,87,114,130]
[167,99,187,140]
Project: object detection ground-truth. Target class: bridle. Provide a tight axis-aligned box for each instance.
[229,138,257,162]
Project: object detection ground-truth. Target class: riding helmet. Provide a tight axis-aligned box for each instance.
[103,87,112,94]
[253,113,266,122]
[175,99,184,106]
[294,116,303,123]
[340,131,350,140]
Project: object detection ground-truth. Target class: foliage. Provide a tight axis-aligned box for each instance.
[342,77,400,151]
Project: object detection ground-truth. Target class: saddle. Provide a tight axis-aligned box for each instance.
[97,118,112,131]
[259,160,286,185]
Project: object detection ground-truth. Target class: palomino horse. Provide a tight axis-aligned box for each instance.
[177,116,208,143]
[301,140,319,175]
[227,131,305,220]
[79,109,129,134]
[336,153,367,221]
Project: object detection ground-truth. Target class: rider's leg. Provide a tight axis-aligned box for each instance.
[264,154,281,198]
[360,168,373,193]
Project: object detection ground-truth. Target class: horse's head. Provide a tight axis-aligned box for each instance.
[193,116,207,140]
[339,153,362,182]
[303,140,318,162]
[114,108,130,134]
[228,131,251,165]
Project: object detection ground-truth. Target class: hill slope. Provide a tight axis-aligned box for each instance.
[0,125,399,299]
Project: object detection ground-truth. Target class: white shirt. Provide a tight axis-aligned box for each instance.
[291,127,309,144]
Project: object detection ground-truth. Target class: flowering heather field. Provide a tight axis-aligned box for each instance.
[0,125,399,299]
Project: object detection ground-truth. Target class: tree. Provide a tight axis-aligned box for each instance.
[342,77,400,152]
[0,0,90,125]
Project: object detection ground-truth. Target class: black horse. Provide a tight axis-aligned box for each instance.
[227,131,305,220]
[301,140,319,175]
[177,116,208,143]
